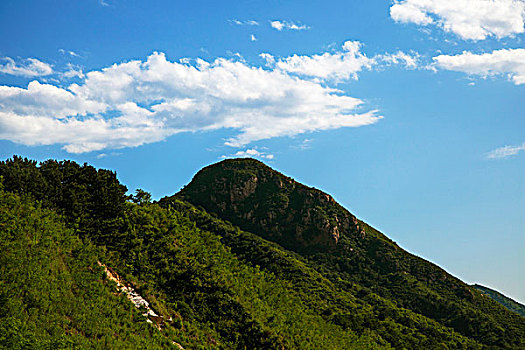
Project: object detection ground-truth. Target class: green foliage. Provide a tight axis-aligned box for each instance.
[0,156,128,245]
[2,156,525,349]
[158,198,483,349]
[473,284,525,317]
[111,201,380,349]
[172,157,525,349]
[0,157,381,349]
[0,189,182,349]
[130,188,153,205]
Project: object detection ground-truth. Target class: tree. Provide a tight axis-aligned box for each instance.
[131,189,152,205]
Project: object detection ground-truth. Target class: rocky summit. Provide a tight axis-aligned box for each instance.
[175,158,363,253]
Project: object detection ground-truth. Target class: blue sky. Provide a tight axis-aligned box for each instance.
[0,0,524,303]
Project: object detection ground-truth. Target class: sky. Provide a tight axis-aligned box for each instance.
[0,0,524,303]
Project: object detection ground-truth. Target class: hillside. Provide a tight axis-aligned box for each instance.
[473,284,525,317]
[0,187,184,349]
[1,156,525,348]
[0,156,384,348]
[171,157,525,348]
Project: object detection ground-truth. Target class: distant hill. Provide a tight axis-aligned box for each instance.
[2,155,525,349]
[473,284,525,317]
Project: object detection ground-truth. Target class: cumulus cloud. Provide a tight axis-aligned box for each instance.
[390,0,525,40]
[263,41,420,81]
[0,51,381,153]
[0,80,106,118]
[270,41,372,81]
[0,57,53,77]
[379,50,420,69]
[270,20,310,31]
[62,63,85,79]
[223,148,274,160]
[391,1,433,25]
[486,142,525,158]
[433,48,525,84]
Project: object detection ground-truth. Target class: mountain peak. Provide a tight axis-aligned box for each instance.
[173,158,362,253]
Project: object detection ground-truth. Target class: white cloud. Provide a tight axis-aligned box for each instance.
[391,1,433,25]
[0,80,106,118]
[0,57,53,77]
[433,48,525,84]
[0,51,381,153]
[269,41,373,81]
[379,50,420,69]
[229,19,259,26]
[390,0,525,40]
[265,41,419,81]
[223,148,275,160]
[270,20,310,31]
[59,49,81,57]
[97,151,122,159]
[62,63,85,79]
[486,142,525,158]
[270,21,285,31]
[259,53,275,66]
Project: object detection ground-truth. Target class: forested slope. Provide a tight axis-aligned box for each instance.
[473,284,525,317]
[1,156,524,349]
[172,157,525,349]
[0,188,182,349]
[0,157,381,348]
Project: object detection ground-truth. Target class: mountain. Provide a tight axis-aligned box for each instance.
[2,156,525,349]
[167,158,525,348]
[473,284,525,317]
[175,157,362,254]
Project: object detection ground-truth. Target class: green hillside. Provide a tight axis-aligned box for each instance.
[473,285,525,317]
[0,157,382,348]
[1,156,524,348]
[173,157,525,348]
[0,186,184,349]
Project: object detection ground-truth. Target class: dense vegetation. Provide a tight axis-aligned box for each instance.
[0,187,181,349]
[0,157,379,349]
[158,199,481,349]
[1,156,524,348]
[473,284,525,317]
[171,158,525,348]
[0,156,127,246]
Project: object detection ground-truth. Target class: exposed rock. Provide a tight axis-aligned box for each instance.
[172,158,364,254]
[98,262,171,331]
[172,341,185,349]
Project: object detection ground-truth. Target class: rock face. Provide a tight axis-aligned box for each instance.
[174,158,363,253]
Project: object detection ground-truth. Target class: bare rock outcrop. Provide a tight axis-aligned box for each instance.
[173,158,364,254]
